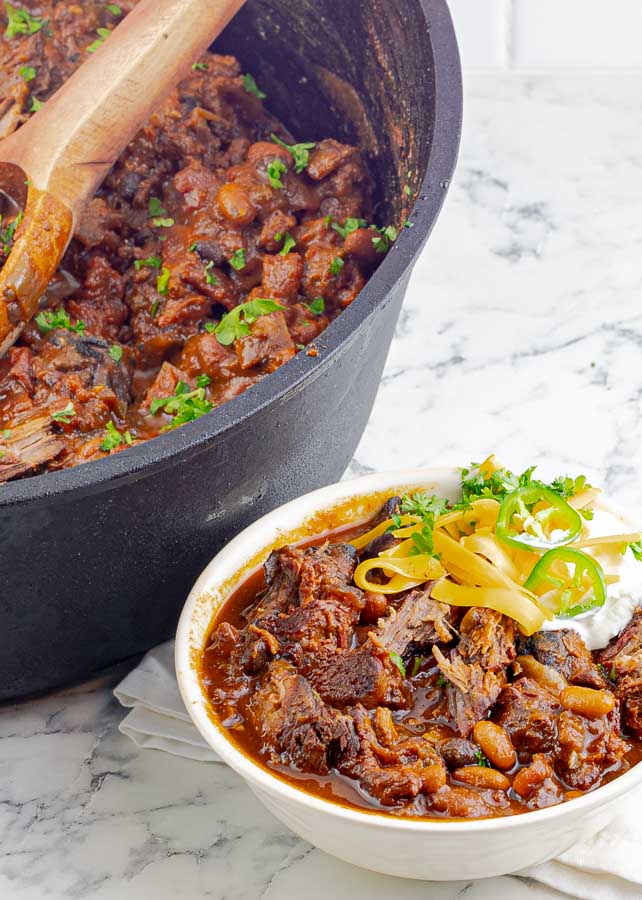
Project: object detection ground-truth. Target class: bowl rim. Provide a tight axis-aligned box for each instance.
[0,0,463,510]
[175,465,642,834]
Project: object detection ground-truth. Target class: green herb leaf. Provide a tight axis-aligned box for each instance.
[148,380,213,430]
[270,133,316,174]
[87,26,111,53]
[401,491,449,521]
[242,72,266,99]
[329,256,344,275]
[203,260,218,285]
[210,298,284,346]
[191,61,208,71]
[105,3,122,14]
[100,420,132,451]
[304,296,325,316]
[196,374,211,388]
[371,224,398,254]
[629,541,642,562]
[403,184,412,196]
[150,298,159,318]
[148,196,166,217]
[133,255,162,271]
[152,216,174,228]
[279,232,296,256]
[229,248,246,271]
[436,673,449,687]
[410,656,424,677]
[51,401,75,424]
[389,651,406,677]
[29,96,43,111]
[331,217,368,240]
[0,208,22,253]
[4,2,47,38]
[267,158,287,189]
[108,344,123,363]
[19,64,35,81]
[474,749,489,767]
[35,308,85,335]
[156,266,171,295]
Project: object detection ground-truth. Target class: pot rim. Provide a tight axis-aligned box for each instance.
[0,0,462,509]
[175,466,642,834]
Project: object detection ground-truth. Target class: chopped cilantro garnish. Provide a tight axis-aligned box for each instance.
[4,3,47,38]
[19,64,35,81]
[331,217,368,240]
[100,420,132,452]
[133,255,162,271]
[149,380,213,430]
[150,298,159,318]
[0,209,22,253]
[371,224,398,254]
[242,72,266,99]
[267,159,287,189]
[148,197,166,217]
[2,429,11,439]
[87,26,111,53]
[389,651,406,677]
[436,673,449,687]
[474,749,489,767]
[192,61,208,71]
[410,656,424,677]
[270,134,315,174]
[51,401,75,424]
[203,260,217,285]
[401,492,449,521]
[29,96,43,111]
[229,248,246,271]
[404,184,412,196]
[279,232,296,256]
[105,3,122,14]
[153,217,174,228]
[188,242,198,252]
[207,298,284,346]
[156,266,171,295]
[329,256,344,275]
[196,374,211,388]
[108,344,123,363]
[35,308,85,335]
[304,297,325,316]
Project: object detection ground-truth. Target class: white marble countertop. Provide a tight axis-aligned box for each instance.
[3,71,642,899]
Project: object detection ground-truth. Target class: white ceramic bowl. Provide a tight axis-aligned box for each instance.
[175,467,642,881]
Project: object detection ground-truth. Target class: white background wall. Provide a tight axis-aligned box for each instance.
[449,0,642,67]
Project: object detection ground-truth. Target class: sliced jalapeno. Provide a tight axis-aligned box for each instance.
[496,484,582,552]
[524,547,606,617]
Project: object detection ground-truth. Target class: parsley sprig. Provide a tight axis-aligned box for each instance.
[4,3,48,38]
[205,298,284,346]
[87,27,111,53]
[35,308,85,335]
[242,72,266,100]
[100,420,132,452]
[270,133,316,174]
[0,210,22,254]
[150,380,213,430]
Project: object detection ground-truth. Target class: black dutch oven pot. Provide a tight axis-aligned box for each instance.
[0,0,462,698]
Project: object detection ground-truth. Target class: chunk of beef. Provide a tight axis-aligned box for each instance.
[433,608,516,737]
[243,543,365,671]
[308,637,407,709]
[250,660,356,774]
[554,708,629,790]
[519,629,605,689]
[512,753,564,809]
[493,677,561,755]
[425,784,511,818]
[338,705,446,806]
[597,607,642,736]
[375,587,455,658]
[235,311,295,372]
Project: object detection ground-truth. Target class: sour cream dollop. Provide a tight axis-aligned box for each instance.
[541,500,641,650]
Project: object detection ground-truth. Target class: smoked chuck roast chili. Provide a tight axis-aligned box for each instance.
[200,497,642,820]
[0,0,389,482]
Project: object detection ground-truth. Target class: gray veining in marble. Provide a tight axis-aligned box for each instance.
[3,71,642,899]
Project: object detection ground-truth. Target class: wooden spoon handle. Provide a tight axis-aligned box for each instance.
[0,0,244,218]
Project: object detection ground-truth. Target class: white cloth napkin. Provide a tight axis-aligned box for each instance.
[114,642,642,899]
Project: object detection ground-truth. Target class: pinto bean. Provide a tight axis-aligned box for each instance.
[473,721,516,771]
[453,766,510,792]
[512,753,551,799]
[217,183,257,225]
[361,591,388,625]
[560,686,616,718]
[515,654,568,696]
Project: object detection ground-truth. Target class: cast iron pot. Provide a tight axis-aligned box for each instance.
[0,0,461,699]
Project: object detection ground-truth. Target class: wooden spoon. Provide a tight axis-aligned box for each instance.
[0,0,245,358]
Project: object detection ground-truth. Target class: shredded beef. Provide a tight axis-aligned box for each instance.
[597,607,642,736]
[518,629,605,689]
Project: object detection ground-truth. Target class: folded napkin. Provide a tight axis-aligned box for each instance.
[115,642,642,899]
